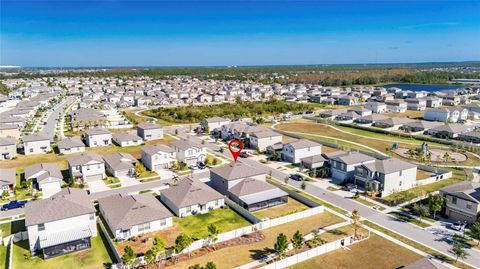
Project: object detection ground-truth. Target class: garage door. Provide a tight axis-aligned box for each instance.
[154,164,168,170]
[85,174,103,182]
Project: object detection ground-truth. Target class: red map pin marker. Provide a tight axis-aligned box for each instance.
[228,139,243,161]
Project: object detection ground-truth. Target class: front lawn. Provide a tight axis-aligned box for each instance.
[253,197,309,219]
[290,233,422,269]
[12,225,114,269]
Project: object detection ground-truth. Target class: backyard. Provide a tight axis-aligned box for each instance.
[253,197,310,219]
[12,226,115,269]
[165,211,344,269]
[116,207,251,254]
[289,233,422,269]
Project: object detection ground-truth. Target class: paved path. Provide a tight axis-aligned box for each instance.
[41,97,73,142]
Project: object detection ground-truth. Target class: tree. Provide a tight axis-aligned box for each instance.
[274,233,289,259]
[175,233,194,257]
[212,158,219,165]
[204,125,210,134]
[300,181,306,190]
[291,230,303,253]
[427,194,445,219]
[466,220,480,246]
[134,162,146,177]
[449,241,469,262]
[351,209,361,239]
[172,175,179,186]
[151,236,166,260]
[412,203,430,220]
[443,151,452,163]
[189,265,203,269]
[122,246,136,267]
[207,224,220,249]
[219,147,224,153]
[205,261,217,269]
[144,250,156,265]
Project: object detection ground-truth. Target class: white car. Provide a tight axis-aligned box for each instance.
[450,221,467,231]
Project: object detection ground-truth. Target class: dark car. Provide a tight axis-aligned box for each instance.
[198,162,206,169]
[239,151,249,158]
[1,200,27,211]
[289,174,303,181]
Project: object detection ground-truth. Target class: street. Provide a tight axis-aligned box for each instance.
[41,96,74,142]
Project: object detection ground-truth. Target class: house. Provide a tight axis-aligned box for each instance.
[57,136,85,155]
[318,109,347,120]
[405,98,427,111]
[354,158,417,197]
[440,182,480,224]
[364,102,387,113]
[25,188,97,258]
[385,100,407,113]
[103,153,138,178]
[354,114,388,125]
[300,155,326,170]
[426,124,472,139]
[249,130,283,151]
[160,177,224,217]
[84,128,112,147]
[425,97,442,108]
[0,124,20,139]
[200,117,231,132]
[23,134,51,155]
[0,168,16,194]
[170,139,207,166]
[458,131,480,143]
[141,144,176,170]
[24,163,64,198]
[326,150,376,182]
[137,123,163,141]
[210,162,288,211]
[337,96,357,106]
[403,258,449,269]
[112,132,143,147]
[98,193,173,241]
[281,139,322,164]
[400,120,443,133]
[347,107,372,117]
[335,111,360,122]
[68,152,106,182]
[424,108,468,123]
[372,117,416,130]
[0,137,16,160]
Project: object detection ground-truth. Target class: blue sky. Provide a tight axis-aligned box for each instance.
[1,0,479,67]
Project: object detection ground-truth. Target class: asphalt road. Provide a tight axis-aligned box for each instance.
[41,97,73,142]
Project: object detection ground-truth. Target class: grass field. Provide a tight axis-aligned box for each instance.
[416,169,434,180]
[0,245,6,269]
[289,233,422,269]
[0,220,25,238]
[12,225,114,269]
[382,110,425,119]
[253,197,309,219]
[170,211,344,269]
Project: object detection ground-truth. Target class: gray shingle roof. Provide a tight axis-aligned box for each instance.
[0,168,16,186]
[137,122,161,130]
[430,124,471,134]
[161,178,223,208]
[68,152,104,166]
[332,151,375,165]
[229,178,277,197]
[103,153,137,171]
[170,138,204,151]
[25,188,95,226]
[211,162,265,181]
[24,163,63,180]
[57,136,85,149]
[141,144,174,155]
[112,132,142,142]
[440,181,480,203]
[98,193,172,231]
[286,139,322,150]
[22,133,50,142]
[363,158,416,174]
[85,128,110,136]
[0,137,15,146]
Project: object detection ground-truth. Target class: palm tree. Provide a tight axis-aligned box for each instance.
[351,209,361,240]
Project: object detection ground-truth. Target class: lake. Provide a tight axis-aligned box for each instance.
[381,84,464,92]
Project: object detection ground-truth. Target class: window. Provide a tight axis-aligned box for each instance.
[138,222,151,232]
[399,181,402,186]
[452,197,457,204]
[466,203,472,210]
[399,170,403,176]
[90,213,95,220]
[29,148,33,153]
[38,223,45,231]
[186,206,192,213]
[215,200,219,206]
[160,218,167,226]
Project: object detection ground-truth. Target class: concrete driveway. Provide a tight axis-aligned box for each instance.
[87,179,109,193]
[155,169,174,180]
[118,176,140,187]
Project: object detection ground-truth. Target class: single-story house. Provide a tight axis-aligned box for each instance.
[112,132,143,147]
[137,122,163,141]
[103,153,138,178]
[200,117,231,133]
[373,117,416,130]
[24,163,64,198]
[400,120,443,133]
[57,136,85,155]
[23,134,51,155]
[300,155,326,170]
[426,124,472,139]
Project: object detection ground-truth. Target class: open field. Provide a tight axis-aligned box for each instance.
[253,197,310,219]
[116,207,251,254]
[289,233,422,269]
[382,110,425,119]
[12,225,114,269]
[166,211,344,269]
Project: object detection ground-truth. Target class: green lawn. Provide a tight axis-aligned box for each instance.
[0,220,26,238]
[253,197,309,219]
[354,197,386,211]
[175,207,251,240]
[12,225,114,269]
[0,245,7,269]
[389,212,431,228]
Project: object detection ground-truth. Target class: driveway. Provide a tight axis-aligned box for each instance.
[87,179,109,193]
[155,169,174,180]
[118,176,141,187]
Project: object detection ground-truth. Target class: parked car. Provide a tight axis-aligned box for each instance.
[450,221,467,231]
[289,174,303,181]
[344,183,357,192]
[1,200,27,211]
[198,162,206,169]
[239,151,249,158]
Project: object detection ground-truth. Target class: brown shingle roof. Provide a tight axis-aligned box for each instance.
[161,178,223,208]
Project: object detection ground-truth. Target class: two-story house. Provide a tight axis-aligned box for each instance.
[385,100,407,113]
[84,128,112,147]
[354,158,418,197]
[68,152,106,182]
[160,177,224,217]
[170,139,206,166]
[364,102,387,113]
[136,122,163,141]
[249,130,283,152]
[141,144,176,170]
[22,134,51,155]
[0,137,16,160]
[98,193,173,241]
[281,139,322,164]
[326,150,376,183]
[440,182,480,224]
[200,117,231,133]
[25,188,97,258]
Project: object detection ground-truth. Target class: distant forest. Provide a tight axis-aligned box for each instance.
[2,62,480,87]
